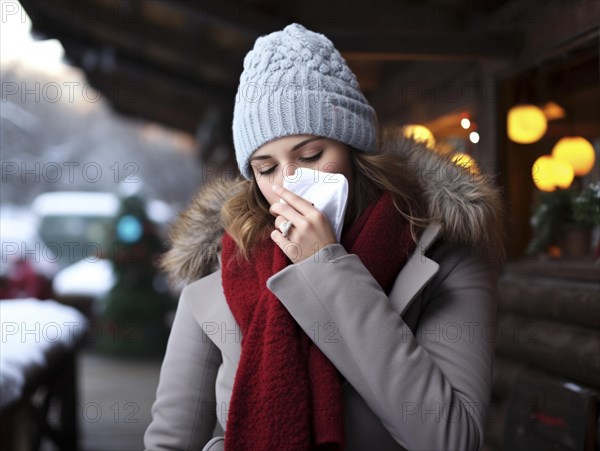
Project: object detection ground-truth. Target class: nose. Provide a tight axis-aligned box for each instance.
[283,163,297,177]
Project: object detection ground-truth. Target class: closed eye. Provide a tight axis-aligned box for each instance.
[257,165,276,175]
[255,150,323,175]
[299,150,323,163]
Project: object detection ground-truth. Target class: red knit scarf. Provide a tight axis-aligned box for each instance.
[220,190,417,451]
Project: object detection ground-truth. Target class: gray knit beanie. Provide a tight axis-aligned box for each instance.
[232,23,379,179]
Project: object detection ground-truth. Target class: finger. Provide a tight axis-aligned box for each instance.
[271,184,314,215]
[270,201,306,225]
[270,229,288,246]
[271,229,305,263]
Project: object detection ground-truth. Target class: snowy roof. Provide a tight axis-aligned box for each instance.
[31,191,120,217]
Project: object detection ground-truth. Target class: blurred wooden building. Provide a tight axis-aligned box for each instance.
[17,1,600,450]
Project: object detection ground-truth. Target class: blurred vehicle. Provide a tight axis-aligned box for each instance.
[32,191,175,270]
[32,191,121,270]
[0,206,58,300]
[29,191,176,318]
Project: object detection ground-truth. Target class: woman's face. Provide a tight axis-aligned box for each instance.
[249,134,354,206]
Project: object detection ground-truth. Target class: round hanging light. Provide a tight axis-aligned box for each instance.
[402,125,436,148]
[469,131,480,144]
[551,136,596,176]
[507,104,548,144]
[532,155,574,191]
[553,158,575,189]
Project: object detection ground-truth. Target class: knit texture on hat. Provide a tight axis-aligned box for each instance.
[232,23,379,179]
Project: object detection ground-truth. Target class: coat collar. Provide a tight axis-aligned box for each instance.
[183,221,442,360]
[388,221,441,316]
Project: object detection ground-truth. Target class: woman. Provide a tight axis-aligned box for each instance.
[144,23,506,451]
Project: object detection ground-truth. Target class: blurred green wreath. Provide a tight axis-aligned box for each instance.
[526,182,600,257]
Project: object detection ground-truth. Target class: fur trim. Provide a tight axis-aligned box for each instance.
[159,177,245,289]
[382,134,507,265]
[161,135,506,288]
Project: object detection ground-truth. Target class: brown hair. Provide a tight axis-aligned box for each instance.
[221,147,430,261]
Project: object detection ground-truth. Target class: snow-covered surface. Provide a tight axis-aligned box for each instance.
[32,191,120,217]
[0,298,88,407]
[0,206,58,278]
[0,206,38,240]
[52,258,115,297]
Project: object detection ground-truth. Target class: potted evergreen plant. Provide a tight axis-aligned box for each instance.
[572,182,600,258]
[527,182,600,258]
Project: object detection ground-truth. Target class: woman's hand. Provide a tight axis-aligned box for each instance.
[269,184,338,263]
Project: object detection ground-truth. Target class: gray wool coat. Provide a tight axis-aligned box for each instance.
[144,137,506,451]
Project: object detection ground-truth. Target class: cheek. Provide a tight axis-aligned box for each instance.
[318,162,340,175]
[325,155,352,178]
[339,156,354,185]
[320,151,352,176]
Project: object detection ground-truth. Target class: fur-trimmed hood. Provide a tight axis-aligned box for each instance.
[160,136,506,289]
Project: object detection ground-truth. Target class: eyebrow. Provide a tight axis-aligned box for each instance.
[249,137,323,162]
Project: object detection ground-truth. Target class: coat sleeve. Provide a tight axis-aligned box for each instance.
[144,284,223,450]
[266,242,498,451]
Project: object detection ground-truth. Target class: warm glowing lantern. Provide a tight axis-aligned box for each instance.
[402,125,435,148]
[551,136,596,176]
[541,101,566,121]
[553,158,575,189]
[507,104,548,144]
[532,155,574,191]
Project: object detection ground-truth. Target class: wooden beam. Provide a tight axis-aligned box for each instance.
[375,61,482,125]
[330,31,520,61]
[91,76,203,133]
[169,0,286,36]
[64,35,236,103]
[490,0,600,77]
[545,120,600,138]
[20,0,244,85]
[56,36,235,133]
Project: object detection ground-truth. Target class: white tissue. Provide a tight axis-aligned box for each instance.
[281,168,349,241]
